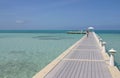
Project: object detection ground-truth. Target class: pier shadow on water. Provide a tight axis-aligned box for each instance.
[32,35,74,40]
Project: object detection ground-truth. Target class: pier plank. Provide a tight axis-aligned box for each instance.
[33,32,117,78]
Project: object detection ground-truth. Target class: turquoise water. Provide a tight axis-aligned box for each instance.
[0,30,120,78]
[0,32,83,78]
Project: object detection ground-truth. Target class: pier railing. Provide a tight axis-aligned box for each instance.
[95,32,120,78]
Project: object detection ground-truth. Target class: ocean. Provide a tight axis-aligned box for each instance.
[0,30,120,78]
[0,30,83,78]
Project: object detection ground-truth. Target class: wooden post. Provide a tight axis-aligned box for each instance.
[99,38,103,47]
[102,42,106,52]
[109,48,116,66]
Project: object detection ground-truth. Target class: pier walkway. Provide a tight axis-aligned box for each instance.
[33,32,120,78]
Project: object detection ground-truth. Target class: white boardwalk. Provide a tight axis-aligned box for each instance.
[33,32,120,78]
[44,32,112,78]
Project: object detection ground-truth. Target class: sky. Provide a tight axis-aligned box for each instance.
[0,0,120,30]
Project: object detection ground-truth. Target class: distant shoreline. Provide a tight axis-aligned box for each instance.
[0,30,120,33]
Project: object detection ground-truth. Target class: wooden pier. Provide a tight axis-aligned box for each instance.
[33,32,120,78]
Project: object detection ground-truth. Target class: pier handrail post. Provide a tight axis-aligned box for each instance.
[99,38,102,43]
[102,42,106,52]
[109,48,116,66]
[97,36,101,43]
[99,38,103,47]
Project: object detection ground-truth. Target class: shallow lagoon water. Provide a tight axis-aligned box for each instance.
[0,33,83,78]
[0,30,120,78]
